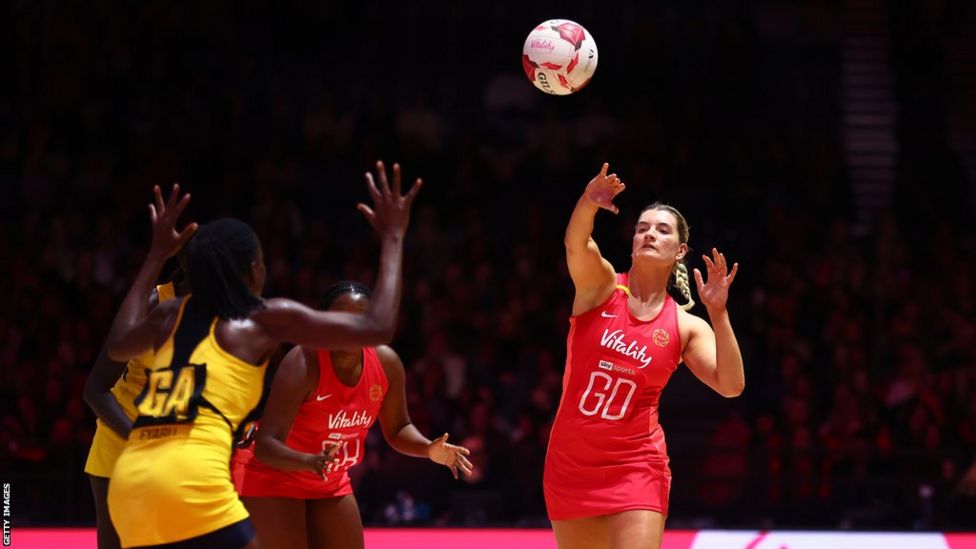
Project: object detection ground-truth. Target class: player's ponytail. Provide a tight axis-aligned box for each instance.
[184,218,263,320]
[673,262,695,311]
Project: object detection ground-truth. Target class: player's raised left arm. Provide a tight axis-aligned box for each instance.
[682,248,744,398]
[377,346,473,479]
[106,185,197,361]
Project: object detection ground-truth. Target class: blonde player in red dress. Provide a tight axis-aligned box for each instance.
[232,281,473,549]
[544,163,746,549]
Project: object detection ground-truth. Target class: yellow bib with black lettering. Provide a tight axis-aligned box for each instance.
[131,296,265,433]
[108,282,177,419]
[108,296,268,546]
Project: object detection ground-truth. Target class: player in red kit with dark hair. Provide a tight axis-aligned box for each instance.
[544,163,745,549]
[233,281,473,549]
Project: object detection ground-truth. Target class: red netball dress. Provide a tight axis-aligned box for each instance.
[233,347,388,499]
[544,273,683,520]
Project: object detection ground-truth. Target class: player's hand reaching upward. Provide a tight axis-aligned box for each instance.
[428,433,474,480]
[693,248,739,314]
[583,162,625,214]
[148,183,197,260]
[357,160,422,239]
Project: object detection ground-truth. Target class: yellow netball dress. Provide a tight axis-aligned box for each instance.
[84,282,177,478]
[108,296,267,547]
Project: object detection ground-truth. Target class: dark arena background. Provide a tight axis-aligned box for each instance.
[3,1,976,548]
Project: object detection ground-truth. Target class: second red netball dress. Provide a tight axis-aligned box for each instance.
[234,347,388,498]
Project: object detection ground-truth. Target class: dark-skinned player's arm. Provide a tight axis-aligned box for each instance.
[376,345,473,479]
[83,350,134,439]
[566,163,625,316]
[254,161,421,349]
[84,289,164,438]
[253,347,339,477]
[105,185,197,362]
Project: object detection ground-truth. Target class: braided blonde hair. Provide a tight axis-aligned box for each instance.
[673,262,695,311]
[640,202,695,311]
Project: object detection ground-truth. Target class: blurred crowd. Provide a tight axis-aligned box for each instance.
[2,0,974,529]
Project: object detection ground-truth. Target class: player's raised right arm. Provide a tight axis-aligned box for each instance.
[566,163,624,315]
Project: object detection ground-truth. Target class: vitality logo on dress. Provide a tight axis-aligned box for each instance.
[327,410,373,430]
[599,329,652,368]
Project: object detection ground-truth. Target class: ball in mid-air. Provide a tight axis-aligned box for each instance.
[522,19,598,96]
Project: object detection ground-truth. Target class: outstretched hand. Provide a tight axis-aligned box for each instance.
[428,433,474,480]
[584,162,625,214]
[148,184,197,260]
[357,160,422,239]
[693,248,739,313]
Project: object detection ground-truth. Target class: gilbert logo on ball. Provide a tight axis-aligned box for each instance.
[522,19,598,95]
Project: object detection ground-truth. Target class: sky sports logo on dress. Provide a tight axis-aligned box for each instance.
[597,360,636,376]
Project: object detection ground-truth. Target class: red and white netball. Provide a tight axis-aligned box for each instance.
[522,19,598,96]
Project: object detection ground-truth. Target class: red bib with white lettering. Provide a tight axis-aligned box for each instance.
[233,347,388,499]
[544,273,681,520]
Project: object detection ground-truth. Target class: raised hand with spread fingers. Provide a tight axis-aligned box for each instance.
[693,247,739,314]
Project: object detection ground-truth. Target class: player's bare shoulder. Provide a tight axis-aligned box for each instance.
[374,345,405,378]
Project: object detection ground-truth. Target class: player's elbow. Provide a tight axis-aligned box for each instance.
[105,338,132,363]
[253,442,268,463]
[719,381,745,398]
[564,236,587,254]
[253,434,275,464]
[361,315,396,345]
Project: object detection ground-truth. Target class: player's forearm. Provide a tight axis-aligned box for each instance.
[565,196,601,248]
[707,309,745,397]
[387,423,432,459]
[362,235,404,343]
[254,435,316,472]
[106,254,167,360]
[83,349,134,438]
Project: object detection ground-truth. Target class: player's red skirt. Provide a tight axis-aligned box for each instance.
[543,442,671,521]
[232,446,352,500]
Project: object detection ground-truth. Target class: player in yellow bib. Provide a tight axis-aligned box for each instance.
[103,163,420,548]
[84,279,183,549]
